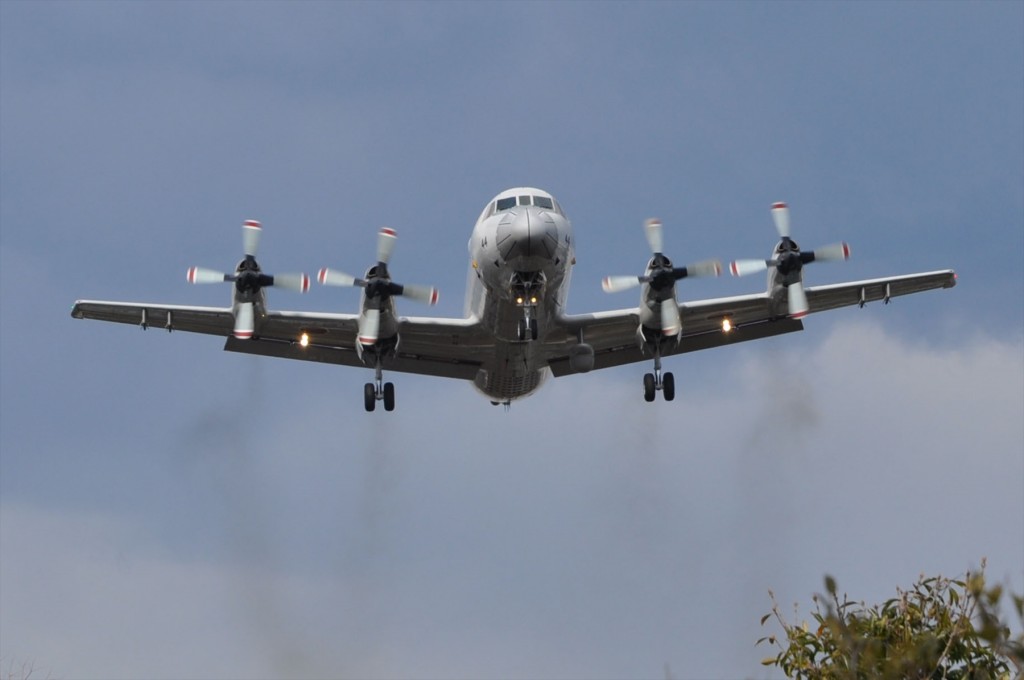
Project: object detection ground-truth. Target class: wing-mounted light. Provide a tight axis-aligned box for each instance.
[186,219,309,339]
[729,202,849,318]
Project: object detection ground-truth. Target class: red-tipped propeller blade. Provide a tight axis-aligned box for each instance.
[357,308,380,345]
[377,227,397,264]
[233,301,255,339]
[771,202,791,239]
[187,267,229,284]
[661,298,682,336]
[812,242,851,262]
[401,284,439,305]
[729,259,770,277]
[242,220,262,258]
[318,268,360,288]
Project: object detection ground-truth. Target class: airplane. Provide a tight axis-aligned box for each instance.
[71,187,956,411]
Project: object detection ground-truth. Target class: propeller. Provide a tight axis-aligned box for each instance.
[318,227,439,345]
[602,219,722,293]
[187,219,310,339]
[729,202,850,319]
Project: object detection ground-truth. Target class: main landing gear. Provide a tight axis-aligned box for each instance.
[642,352,675,402]
[364,360,395,412]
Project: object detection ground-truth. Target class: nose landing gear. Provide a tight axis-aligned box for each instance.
[511,271,544,342]
[517,314,538,342]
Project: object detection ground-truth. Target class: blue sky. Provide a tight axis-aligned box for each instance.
[1,2,1022,678]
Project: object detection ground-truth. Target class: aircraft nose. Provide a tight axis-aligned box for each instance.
[496,207,560,268]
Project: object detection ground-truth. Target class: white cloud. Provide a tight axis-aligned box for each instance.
[4,321,1020,679]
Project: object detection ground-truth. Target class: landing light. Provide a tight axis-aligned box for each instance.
[722,319,733,333]
[299,332,310,347]
[530,296,537,304]
[516,296,524,305]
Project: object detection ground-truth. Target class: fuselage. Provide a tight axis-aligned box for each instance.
[464,187,575,402]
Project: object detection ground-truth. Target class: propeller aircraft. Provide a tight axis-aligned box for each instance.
[72,187,956,411]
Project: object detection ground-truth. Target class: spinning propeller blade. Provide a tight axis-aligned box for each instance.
[400,284,439,305]
[811,242,851,262]
[788,281,809,319]
[684,259,723,278]
[644,218,664,254]
[358,308,380,345]
[270,273,311,293]
[186,219,308,339]
[729,259,770,277]
[234,301,255,339]
[771,202,791,239]
[661,298,682,336]
[602,276,643,293]
[187,267,229,284]
[377,227,397,264]
[242,219,262,257]
[319,227,439,326]
[317,268,359,288]
[603,219,721,294]
[730,202,849,319]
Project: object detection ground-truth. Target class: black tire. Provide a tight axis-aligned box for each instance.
[663,372,675,401]
[364,383,376,412]
[643,373,656,402]
[529,318,538,340]
[383,382,395,411]
[517,318,527,341]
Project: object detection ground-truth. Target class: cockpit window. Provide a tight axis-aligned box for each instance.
[491,194,564,217]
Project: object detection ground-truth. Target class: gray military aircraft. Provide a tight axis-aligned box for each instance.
[72,187,956,411]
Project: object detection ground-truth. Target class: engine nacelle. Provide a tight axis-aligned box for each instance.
[568,343,595,373]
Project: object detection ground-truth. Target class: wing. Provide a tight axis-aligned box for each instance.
[546,269,956,376]
[225,311,492,381]
[71,300,236,335]
[548,295,803,376]
[71,300,491,381]
[803,269,957,312]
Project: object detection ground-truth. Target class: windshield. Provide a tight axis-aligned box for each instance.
[491,195,562,216]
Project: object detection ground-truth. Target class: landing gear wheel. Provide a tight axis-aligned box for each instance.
[643,373,656,402]
[662,372,675,401]
[383,382,395,411]
[364,382,376,412]
[517,317,539,341]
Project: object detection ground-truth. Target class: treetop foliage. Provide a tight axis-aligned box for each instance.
[759,559,1023,679]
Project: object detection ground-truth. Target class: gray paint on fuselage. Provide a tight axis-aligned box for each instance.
[464,188,574,401]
